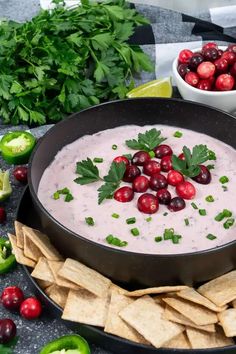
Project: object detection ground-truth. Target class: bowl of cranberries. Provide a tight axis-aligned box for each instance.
[172,42,236,113]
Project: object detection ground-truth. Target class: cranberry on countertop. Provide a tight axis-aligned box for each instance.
[0,208,6,224]
[153,144,173,158]
[131,151,150,166]
[137,193,159,214]
[143,160,161,176]
[192,165,211,184]
[114,186,134,203]
[1,286,24,311]
[132,176,149,193]
[20,297,42,320]
[168,197,186,212]
[0,319,16,344]
[123,165,141,183]
[13,166,28,184]
[149,174,168,191]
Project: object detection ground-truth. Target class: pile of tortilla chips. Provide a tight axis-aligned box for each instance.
[9,221,236,349]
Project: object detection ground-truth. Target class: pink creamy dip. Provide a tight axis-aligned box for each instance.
[38,125,236,254]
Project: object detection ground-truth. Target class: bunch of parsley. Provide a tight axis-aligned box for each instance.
[0,0,153,125]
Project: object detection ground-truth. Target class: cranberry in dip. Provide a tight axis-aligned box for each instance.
[38,125,236,255]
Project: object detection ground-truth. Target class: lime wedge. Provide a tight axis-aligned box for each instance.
[0,170,12,201]
[127,77,172,98]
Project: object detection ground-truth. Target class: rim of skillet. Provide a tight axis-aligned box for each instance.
[28,97,236,259]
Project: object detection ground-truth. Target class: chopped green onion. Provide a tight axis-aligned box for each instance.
[206,234,217,240]
[222,185,228,192]
[205,195,214,203]
[112,144,118,150]
[191,202,198,210]
[58,187,70,195]
[65,193,74,202]
[219,176,229,184]
[164,228,174,240]
[149,151,155,158]
[53,191,60,200]
[184,218,189,226]
[223,209,232,217]
[85,217,95,226]
[223,218,235,229]
[199,209,207,216]
[112,213,120,219]
[93,157,103,163]
[146,217,152,222]
[172,234,182,244]
[106,234,128,247]
[126,217,136,225]
[173,131,183,138]
[215,212,225,222]
[155,236,162,243]
[163,212,168,216]
[208,150,216,161]
[122,154,132,160]
[131,228,140,236]
[207,164,215,170]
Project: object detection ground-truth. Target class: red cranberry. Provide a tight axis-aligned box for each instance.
[215,74,235,91]
[230,62,236,77]
[167,170,184,186]
[197,79,212,91]
[178,63,190,78]
[161,155,173,172]
[132,151,150,166]
[197,61,215,79]
[202,42,218,51]
[132,176,149,193]
[114,186,134,203]
[221,51,236,65]
[13,166,28,184]
[1,287,24,311]
[137,193,159,214]
[192,165,211,184]
[228,44,236,54]
[149,174,168,191]
[178,153,185,160]
[189,53,204,70]
[113,156,129,166]
[20,297,42,320]
[0,208,6,224]
[168,197,186,212]
[185,71,199,87]
[214,58,228,74]
[176,181,196,200]
[202,47,219,61]
[123,165,141,182]
[178,49,193,64]
[143,160,161,176]
[0,319,16,344]
[154,144,173,158]
[156,189,171,205]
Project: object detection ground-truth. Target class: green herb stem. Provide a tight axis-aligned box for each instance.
[191,202,198,210]
[106,235,128,247]
[93,157,104,163]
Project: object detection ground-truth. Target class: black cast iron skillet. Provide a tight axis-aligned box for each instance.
[17,187,236,353]
[28,98,236,288]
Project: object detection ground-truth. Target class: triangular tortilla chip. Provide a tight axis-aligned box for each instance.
[23,232,44,262]
[186,326,234,349]
[14,220,24,249]
[119,295,184,348]
[45,284,69,309]
[8,233,35,268]
[36,279,52,291]
[48,260,80,290]
[31,257,55,283]
[58,258,111,297]
[218,309,236,337]
[62,288,110,327]
[163,332,191,349]
[122,285,189,297]
[22,226,62,261]
[104,287,148,344]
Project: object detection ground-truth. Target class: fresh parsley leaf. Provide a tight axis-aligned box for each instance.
[126,128,166,152]
[74,158,100,184]
[98,161,126,204]
[172,145,211,177]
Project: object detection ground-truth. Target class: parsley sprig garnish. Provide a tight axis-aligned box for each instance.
[74,158,126,204]
[172,145,212,178]
[125,128,166,152]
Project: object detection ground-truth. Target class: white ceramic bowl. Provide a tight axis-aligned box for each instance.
[172,46,236,113]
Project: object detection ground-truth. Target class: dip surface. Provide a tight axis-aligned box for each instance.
[38,125,236,254]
